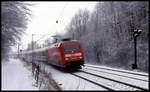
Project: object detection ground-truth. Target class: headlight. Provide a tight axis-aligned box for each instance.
[65,58,69,60]
[79,57,82,59]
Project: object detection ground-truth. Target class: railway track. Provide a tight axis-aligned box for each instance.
[32,61,148,90]
[84,65,148,90]
[71,73,114,91]
[83,65,149,82]
[71,70,148,91]
[85,64,148,77]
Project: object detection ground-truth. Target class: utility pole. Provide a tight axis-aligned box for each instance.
[31,33,52,82]
[18,43,19,57]
[32,34,34,62]
[32,34,34,75]
[132,29,142,69]
[17,43,21,58]
[132,36,137,69]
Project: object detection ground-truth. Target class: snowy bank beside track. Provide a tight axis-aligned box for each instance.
[2,58,61,90]
[2,58,38,90]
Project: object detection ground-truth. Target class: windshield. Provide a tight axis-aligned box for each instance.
[64,44,80,51]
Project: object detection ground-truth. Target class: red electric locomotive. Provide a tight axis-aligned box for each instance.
[21,39,84,69]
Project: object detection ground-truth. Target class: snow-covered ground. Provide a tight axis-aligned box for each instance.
[81,68,148,90]
[2,58,148,90]
[2,58,38,90]
[39,62,106,90]
[84,64,149,90]
[39,61,149,90]
[85,64,149,76]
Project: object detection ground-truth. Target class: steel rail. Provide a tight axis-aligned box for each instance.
[85,64,148,77]
[80,70,148,91]
[84,67,148,82]
[71,73,115,91]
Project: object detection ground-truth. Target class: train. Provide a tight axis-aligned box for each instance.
[20,39,84,69]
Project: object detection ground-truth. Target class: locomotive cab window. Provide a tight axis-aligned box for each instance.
[64,44,80,51]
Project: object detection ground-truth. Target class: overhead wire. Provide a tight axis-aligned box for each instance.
[57,2,68,21]
[54,2,68,38]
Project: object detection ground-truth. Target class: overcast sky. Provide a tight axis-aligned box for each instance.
[14,1,97,52]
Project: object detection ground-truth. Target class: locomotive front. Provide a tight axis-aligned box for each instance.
[60,40,84,69]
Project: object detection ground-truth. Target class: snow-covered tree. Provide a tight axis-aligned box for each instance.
[64,1,149,72]
[2,1,31,59]
[66,9,90,40]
